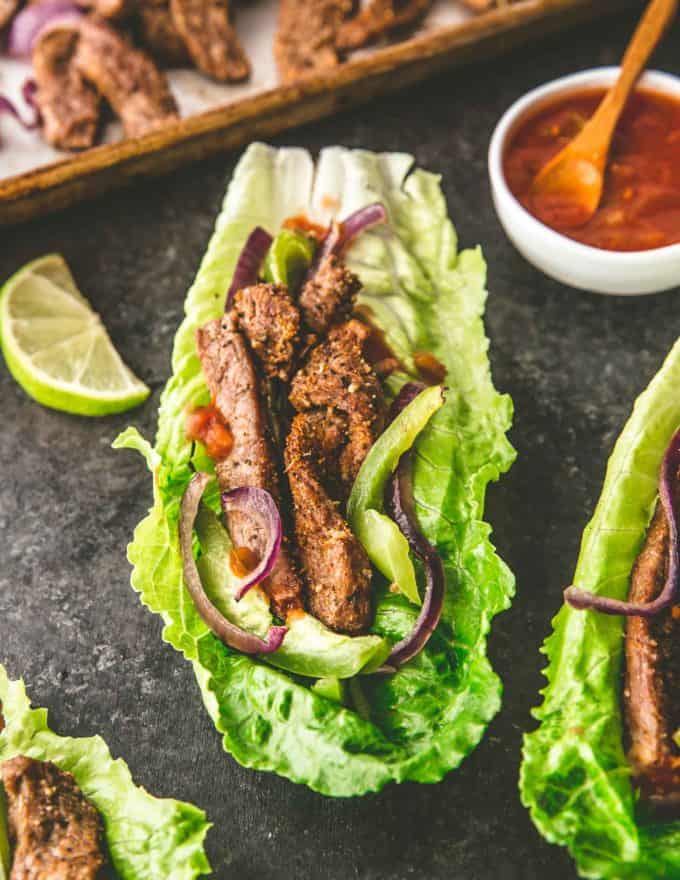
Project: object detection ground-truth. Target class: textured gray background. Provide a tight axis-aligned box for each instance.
[2,7,679,878]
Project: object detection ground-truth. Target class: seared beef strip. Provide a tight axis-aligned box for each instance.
[298,254,360,336]
[75,18,179,138]
[137,0,190,65]
[289,319,385,490]
[336,0,431,50]
[625,486,680,811]
[0,0,19,31]
[233,284,301,382]
[1,756,106,880]
[32,25,101,150]
[74,0,133,19]
[285,410,373,634]
[274,0,353,83]
[196,315,303,618]
[169,0,249,81]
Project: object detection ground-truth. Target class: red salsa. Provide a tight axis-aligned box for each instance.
[504,88,680,251]
[282,214,328,240]
[186,402,233,461]
[229,546,259,577]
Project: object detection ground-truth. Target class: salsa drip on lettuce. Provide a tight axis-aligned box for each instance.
[116,144,515,796]
[522,336,680,878]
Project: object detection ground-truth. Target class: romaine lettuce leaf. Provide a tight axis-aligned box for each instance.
[116,143,515,796]
[0,664,210,879]
[521,336,680,878]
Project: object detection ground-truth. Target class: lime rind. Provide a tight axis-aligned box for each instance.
[0,255,150,416]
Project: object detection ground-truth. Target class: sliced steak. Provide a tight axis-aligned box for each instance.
[289,318,385,490]
[0,0,19,31]
[32,25,100,150]
[285,410,373,635]
[1,756,106,880]
[74,0,133,19]
[274,0,352,83]
[75,17,179,138]
[169,0,249,81]
[299,253,360,335]
[233,283,301,382]
[137,0,190,65]
[625,485,680,812]
[336,0,431,50]
[196,315,303,618]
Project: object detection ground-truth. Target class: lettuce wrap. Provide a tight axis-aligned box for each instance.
[116,143,515,796]
[521,337,680,878]
[0,664,210,878]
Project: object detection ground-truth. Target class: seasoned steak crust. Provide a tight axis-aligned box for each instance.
[75,18,179,139]
[137,0,190,65]
[32,25,100,151]
[285,410,373,635]
[170,0,249,81]
[625,484,680,812]
[1,756,106,880]
[289,319,385,489]
[74,0,133,19]
[233,284,301,382]
[298,254,361,335]
[196,315,303,618]
[274,0,352,83]
[336,0,431,50]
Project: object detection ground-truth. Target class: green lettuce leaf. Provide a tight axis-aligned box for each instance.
[0,665,210,879]
[520,337,680,878]
[116,143,515,796]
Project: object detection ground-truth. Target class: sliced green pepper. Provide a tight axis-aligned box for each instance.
[263,229,316,292]
[311,677,346,705]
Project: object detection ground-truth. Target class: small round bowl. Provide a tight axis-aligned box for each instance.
[488,67,680,296]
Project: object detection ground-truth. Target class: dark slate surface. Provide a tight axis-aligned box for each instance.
[1,7,679,878]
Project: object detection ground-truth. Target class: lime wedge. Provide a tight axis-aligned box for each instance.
[0,254,149,416]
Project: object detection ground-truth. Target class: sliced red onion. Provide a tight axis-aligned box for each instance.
[307,202,388,278]
[564,426,680,617]
[0,79,41,131]
[7,0,83,58]
[388,381,426,423]
[220,486,282,600]
[225,226,273,309]
[383,451,445,667]
[179,473,287,654]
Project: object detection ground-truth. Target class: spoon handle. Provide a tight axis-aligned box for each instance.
[583,0,677,157]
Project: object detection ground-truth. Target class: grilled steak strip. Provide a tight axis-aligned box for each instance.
[1,756,107,880]
[74,0,133,19]
[196,315,303,618]
[285,410,373,635]
[274,0,353,83]
[137,0,190,65]
[290,319,385,490]
[169,0,249,81]
[32,25,100,151]
[336,0,431,50]
[299,254,360,336]
[233,284,301,382]
[0,0,19,31]
[74,18,179,138]
[625,484,680,811]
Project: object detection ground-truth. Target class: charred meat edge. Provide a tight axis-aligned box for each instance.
[336,0,432,51]
[625,477,680,811]
[195,313,304,619]
[274,0,353,83]
[1,756,107,880]
[32,25,101,151]
[169,0,250,82]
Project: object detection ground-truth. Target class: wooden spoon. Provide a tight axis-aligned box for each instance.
[530,0,678,229]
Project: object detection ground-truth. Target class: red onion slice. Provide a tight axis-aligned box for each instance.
[225,226,273,309]
[179,473,287,654]
[0,79,41,131]
[307,202,387,278]
[383,451,445,667]
[8,0,83,58]
[564,426,680,616]
[220,486,282,600]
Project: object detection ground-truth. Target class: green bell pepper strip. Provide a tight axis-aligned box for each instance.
[263,229,316,291]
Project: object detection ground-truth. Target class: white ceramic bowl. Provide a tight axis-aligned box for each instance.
[488,67,680,296]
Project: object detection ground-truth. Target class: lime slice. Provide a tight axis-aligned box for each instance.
[0,254,149,416]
